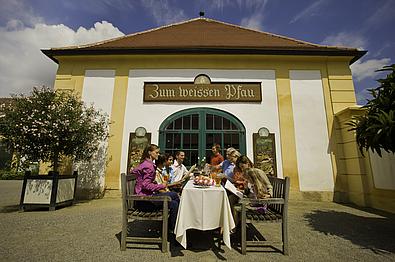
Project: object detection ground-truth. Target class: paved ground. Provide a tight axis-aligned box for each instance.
[0,180,394,262]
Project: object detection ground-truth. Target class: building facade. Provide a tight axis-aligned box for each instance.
[42,18,395,211]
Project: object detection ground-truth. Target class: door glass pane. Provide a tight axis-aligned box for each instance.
[183,134,191,149]
[223,118,230,129]
[183,115,191,129]
[206,133,214,148]
[173,133,181,149]
[214,115,222,130]
[174,117,182,129]
[232,133,239,147]
[206,114,213,130]
[190,150,199,166]
[192,114,199,129]
[206,133,221,151]
[166,133,173,148]
[191,134,198,149]
[231,122,237,130]
[224,133,232,148]
[183,150,199,167]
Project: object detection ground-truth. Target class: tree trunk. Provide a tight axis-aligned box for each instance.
[53,152,59,173]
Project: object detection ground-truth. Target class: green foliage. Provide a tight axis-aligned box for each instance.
[0,169,24,180]
[0,87,109,171]
[348,64,395,156]
[0,142,12,169]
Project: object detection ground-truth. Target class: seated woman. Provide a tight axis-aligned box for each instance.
[243,168,273,214]
[228,155,254,227]
[233,155,254,191]
[132,144,179,232]
[244,168,273,199]
[222,148,241,183]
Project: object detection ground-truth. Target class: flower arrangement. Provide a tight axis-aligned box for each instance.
[197,156,206,169]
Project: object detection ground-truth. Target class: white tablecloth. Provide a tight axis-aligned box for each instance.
[175,180,235,249]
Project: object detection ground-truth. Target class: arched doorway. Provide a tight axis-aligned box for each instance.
[159,108,246,167]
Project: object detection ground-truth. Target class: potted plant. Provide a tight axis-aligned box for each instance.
[0,87,109,210]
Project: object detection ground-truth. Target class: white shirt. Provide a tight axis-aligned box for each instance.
[171,161,188,183]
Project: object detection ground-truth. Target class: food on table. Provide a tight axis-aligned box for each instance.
[193,175,214,186]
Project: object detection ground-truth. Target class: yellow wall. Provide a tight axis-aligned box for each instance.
[334,107,395,213]
[52,54,355,197]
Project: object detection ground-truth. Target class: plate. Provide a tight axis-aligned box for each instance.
[193,184,212,188]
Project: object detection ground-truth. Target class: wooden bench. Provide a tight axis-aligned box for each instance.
[120,173,171,252]
[235,176,290,255]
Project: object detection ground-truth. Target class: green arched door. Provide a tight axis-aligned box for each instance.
[159,108,245,167]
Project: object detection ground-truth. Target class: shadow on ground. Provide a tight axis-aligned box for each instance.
[0,205,20,213]
[116,220,283,258]
[116,221,234,259]
[305,208,395,254]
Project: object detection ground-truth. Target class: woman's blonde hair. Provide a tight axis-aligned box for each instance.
[245,168,272,198]
[236,155,253,169]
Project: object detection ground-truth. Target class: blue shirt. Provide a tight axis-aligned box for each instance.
[223,161,236,182]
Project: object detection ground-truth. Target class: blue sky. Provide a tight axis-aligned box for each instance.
[0,0,393,104]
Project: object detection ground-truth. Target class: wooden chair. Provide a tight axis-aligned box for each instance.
[120,173,171,252]
[235,176,290,255]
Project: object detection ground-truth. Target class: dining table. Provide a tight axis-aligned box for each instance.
[174,179,236,249]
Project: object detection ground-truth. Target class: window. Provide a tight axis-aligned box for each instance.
[159,108,245,167]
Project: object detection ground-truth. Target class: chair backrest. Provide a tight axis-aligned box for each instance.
[121,173,137,209]
[268,176,290,215]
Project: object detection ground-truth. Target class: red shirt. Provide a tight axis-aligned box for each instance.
[210,153,224,166]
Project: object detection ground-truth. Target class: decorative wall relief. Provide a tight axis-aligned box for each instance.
[253,133,277,177]
[127,127,151,172]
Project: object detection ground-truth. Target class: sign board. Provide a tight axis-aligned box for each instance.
[144,82,262,102]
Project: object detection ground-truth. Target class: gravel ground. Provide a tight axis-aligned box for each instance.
[0,180,394,262]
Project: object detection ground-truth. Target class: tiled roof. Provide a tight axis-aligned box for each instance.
[42,17,366,64]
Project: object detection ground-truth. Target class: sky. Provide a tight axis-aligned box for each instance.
[0,0,394,105]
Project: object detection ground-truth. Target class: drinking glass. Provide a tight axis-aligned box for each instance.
[214,175,221,187]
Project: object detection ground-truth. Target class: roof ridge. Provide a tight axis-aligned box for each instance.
[201,17,359,50]
[47,17,361,52]
[59,17,207,50]
[207,18,325,48]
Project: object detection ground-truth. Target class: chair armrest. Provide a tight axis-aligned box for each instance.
[126,195,171,202]
[240,197,285,205]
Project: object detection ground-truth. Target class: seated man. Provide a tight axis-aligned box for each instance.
[170,151,188,183]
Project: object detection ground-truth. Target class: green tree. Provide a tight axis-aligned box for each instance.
[349,64,395,156]
[0,87,109,172]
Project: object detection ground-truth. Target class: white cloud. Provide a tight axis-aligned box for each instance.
[240,13,264,31]
[208,0,265,11]
[140,0,187,25]
[365,0,395,29]
[289,0,326,24]
[321,32,367,50]
[351,58,391,82]
[239,0,268,31]
[0,0,44,27]
[0,21,124,97]
[62,0,135,15]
